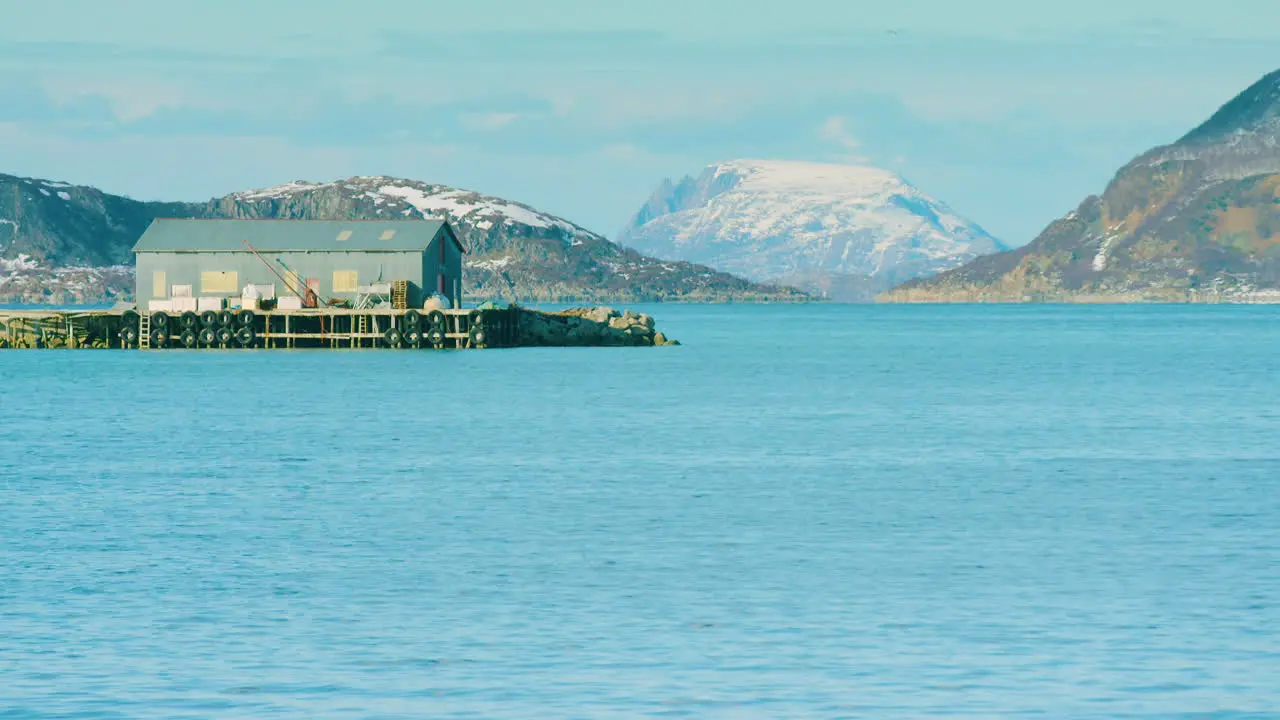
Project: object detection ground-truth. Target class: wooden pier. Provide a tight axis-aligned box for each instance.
[0,306,516,350]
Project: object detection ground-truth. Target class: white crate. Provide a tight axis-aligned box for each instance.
[248,283,276,300]
[147,299,175,313]
[276,296,303,311]
[197,296,225,312]
[171,297,198,312]
[240,296,260,310]
[171,284,193,298]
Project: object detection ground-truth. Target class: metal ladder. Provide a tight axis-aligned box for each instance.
[138,313,151,350]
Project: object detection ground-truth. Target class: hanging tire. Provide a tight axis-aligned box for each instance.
[151,328,169,347]
[383,327,402,347]
[468,324,487,348]
[122,310,140,328]
[402,309,421,328]
[235,326,256,347]
[179,328,198,348]
[403,327,422,347]
[201,310,219,327]
[218,310,234,327]
[180,311,199,328]
[468,310,485,328]
[426,310,446,328]
[198,327,217,346]
[216,327,234,345]
[151,312,170,328]
[119,326,139,346]
[237,309,255,327]
[426,326,445,346]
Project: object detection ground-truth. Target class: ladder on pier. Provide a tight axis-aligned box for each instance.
[355,314,368,348]
[138,313,151,350]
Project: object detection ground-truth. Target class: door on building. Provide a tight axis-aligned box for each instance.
[153,271,167,298]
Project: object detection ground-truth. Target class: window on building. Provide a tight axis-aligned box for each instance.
[201,271,238,293]
[333,270,359,293]
[438,272,446,295]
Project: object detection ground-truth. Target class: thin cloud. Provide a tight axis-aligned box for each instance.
[460,112,522,131]
[818,116,870,163]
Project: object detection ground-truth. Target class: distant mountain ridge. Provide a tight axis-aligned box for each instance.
[0,174,803,304]
[885,68,1280,303]
[619,159,1006,301]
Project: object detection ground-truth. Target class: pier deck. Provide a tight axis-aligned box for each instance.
[0,306,513,350]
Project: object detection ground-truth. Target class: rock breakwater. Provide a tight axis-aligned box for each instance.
[516,307,679,347]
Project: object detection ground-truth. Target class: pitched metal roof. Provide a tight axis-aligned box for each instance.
[132,218,467,254]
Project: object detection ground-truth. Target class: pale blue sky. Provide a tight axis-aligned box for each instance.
[2,0,1278,245]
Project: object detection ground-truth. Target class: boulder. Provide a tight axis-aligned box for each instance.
[584,306,617,324]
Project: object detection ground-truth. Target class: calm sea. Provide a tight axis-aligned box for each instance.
[2,304,1278,719]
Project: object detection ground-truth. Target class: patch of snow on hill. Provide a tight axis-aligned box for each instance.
[1092,224,1125,272]
[374,183,565,230]
[1,254,38,272]
[377,185,476,218]
[470,256,516,271]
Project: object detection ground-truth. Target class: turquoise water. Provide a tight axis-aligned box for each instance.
[2,305,1278,718]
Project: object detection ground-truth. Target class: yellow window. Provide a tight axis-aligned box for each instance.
[201,271,238,293]
[152,271,166,298]
[332,270,358,293]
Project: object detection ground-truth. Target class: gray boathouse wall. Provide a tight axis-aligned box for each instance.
[136,244,462,308]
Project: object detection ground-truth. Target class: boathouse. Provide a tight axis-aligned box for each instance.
[132,218,466,310]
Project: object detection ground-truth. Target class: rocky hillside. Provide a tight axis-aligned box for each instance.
[0,175,804,304]
[885,68,1280,303]
[619,160,1006,301]
[0,175,197,304]
[0,174,197,267]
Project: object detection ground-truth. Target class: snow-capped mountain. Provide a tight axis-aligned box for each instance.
[619,160,1006,298]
